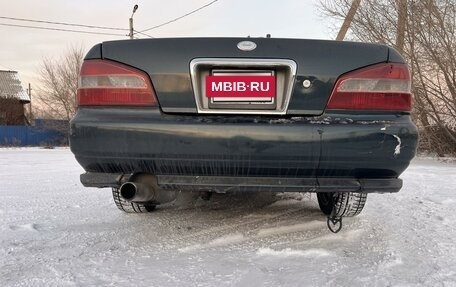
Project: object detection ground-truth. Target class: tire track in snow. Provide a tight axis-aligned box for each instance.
[161,206,313,251]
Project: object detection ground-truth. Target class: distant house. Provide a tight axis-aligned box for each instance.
[0,70,30,125]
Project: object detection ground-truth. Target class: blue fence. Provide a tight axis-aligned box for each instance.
[0,124,65,146]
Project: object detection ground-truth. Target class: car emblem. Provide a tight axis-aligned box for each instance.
[237,41,257,51]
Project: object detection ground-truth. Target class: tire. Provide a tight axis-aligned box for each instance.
[112,188,156,213]
[317,192,367,217]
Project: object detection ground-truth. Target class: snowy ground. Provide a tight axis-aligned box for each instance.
[1,148,455,287]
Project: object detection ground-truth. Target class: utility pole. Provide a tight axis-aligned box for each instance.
[129,4,139,39]
[336,0,362,41]
[396,0,407,53]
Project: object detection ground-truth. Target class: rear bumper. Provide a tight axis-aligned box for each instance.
[70,108,418,192]
[80,172,403,193]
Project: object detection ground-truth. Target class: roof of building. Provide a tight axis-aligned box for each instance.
[0,70,30,102]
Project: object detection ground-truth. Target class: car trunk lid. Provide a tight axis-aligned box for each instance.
[100,37,390,115]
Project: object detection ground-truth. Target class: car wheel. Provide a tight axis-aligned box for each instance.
[317,192,367,217]
[112,188,156,213]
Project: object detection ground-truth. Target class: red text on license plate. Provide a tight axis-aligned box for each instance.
[205,76,276,98]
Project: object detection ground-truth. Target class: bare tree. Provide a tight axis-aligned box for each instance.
[320,0,456,156]
[35,45,84,121]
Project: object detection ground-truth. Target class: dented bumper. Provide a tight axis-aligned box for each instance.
[70,108,418,193]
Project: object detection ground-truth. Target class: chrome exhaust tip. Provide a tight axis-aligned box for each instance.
[119,175,177,204]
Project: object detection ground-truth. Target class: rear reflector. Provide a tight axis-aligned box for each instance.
[77,60,157,106]
[326,63,412,111]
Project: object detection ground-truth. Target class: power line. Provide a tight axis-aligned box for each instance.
[0,22,127,36]
[138,0,219,34]
[0,15,128,31]
[134,29,154,38]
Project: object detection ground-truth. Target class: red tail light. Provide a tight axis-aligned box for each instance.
[77,60,158,107]
[326,63,412,111]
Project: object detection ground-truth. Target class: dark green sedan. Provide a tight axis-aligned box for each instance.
[70,37,418,231]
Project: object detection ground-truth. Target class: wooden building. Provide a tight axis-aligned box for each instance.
[0,70,30,125]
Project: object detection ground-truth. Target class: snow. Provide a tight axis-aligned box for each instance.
[257,248,332,258]
[1,148,456,286]
[393,135,402,156]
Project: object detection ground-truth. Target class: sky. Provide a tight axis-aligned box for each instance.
[0,0,335,90]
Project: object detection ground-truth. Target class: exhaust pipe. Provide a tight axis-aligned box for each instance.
[119,182,154,202]
[119,174,176,204]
